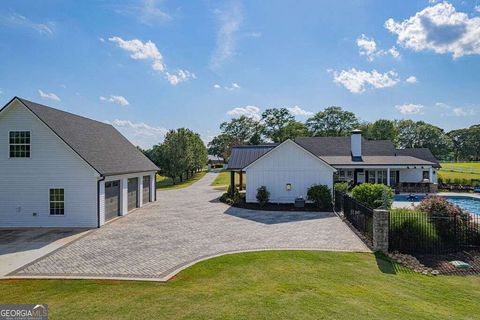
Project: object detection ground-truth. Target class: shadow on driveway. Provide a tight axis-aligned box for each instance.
[224,207,336,224]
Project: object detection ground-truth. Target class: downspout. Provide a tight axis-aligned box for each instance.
[97,175,105,228]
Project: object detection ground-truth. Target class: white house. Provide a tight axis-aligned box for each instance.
[228,130,440,203]
[0,97,159,228]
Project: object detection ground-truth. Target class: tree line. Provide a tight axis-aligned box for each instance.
[208,106,480,162]
[142,128,208,184]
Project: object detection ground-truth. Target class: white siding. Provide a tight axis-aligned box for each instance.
[245,140,335,203]
[0,100,100,227]
[399,168,437,183]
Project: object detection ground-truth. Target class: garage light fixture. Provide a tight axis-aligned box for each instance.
[286,183,292,191]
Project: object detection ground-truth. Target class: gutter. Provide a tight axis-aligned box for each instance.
[97,175,105,228]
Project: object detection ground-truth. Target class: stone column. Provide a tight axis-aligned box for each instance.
[373,209,389,253]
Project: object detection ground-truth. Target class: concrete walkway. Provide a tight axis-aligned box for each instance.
[8,173,369,281]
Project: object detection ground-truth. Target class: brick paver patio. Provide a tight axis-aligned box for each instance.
[11,173,369,280]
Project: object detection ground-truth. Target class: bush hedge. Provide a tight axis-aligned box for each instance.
[256,186,270,207]
[351,183,394,209]
[307,185,332,208]
[334,182,349,193]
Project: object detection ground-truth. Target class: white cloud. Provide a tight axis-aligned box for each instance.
[213,84,222,89]
[99,37,105,42]
[38,89,60,101]
[210,3,243,69]
[406,75,418,83]
[356,34,400,61]
[452,107,468,116]
[331,68,400,93]
[476,5,480,13]
[213,83,241,91]
[385,2,480,58]
[115,0,171,26]
[109,36,194,85]
[395,103,424,114]
[287,106,313,116]
[226,105,261,120]
[108,119,168,149]
[1,13,54,35]
[436,102,476,116]
[100,95,129,106]
[165,69,196,85]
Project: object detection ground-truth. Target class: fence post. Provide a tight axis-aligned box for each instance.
[373,209,389,253]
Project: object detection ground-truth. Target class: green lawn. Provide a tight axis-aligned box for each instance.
[438,162,480,185]
[210,171,245,191]
[2,251,479,319]
[156,171,207,190]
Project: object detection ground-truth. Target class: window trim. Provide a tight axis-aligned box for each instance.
[8,131,31,158]
[49,188,65,216]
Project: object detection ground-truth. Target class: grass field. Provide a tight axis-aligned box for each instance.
[210,171,245,191]
[156,171,207,190]
[439,162,480,185]
[1,251,479,319]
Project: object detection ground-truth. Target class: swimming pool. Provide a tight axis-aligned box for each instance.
[393,194,480,216]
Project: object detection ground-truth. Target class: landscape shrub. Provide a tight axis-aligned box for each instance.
[351,183,394,209]
[437,176,443,185]
[389,209,440,252]
[334,182,349,193]
[256,186,270,207]
[220,185,244,205]
[417,196,470,241]
[307,184,332,208]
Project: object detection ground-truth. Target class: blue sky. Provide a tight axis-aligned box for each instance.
[1,0,479,148]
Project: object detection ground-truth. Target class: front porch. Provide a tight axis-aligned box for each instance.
[335,166,438,193]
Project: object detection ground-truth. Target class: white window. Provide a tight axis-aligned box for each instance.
[9,131,31,158]
[50,189,65,215]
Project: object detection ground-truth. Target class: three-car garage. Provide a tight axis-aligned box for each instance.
[101,173,156,224]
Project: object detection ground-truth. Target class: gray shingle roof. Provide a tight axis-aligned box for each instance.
[395,148,441,168]
[228,137,439,169]
[14,97,159,176]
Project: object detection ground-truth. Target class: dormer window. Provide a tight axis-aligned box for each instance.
[9,131,31,158]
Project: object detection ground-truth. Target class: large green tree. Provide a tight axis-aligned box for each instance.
[306,106,359,137]
[364,119,398,143]
[219,116,264,145]
[261,108,295,142]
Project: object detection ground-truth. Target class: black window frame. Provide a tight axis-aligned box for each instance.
[49,188,65,215]
[9,131,31,158]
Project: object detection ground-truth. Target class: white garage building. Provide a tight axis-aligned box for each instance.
[0,97,158,228]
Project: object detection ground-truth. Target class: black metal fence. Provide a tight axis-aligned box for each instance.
[335,191,374,241]
[389,210,480,254]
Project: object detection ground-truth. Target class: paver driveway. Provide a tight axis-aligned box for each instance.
[11,173,369,281]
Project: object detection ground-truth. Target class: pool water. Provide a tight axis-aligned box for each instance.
[393,194,480,216]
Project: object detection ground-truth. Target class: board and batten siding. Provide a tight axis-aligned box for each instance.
[0,100,100,227]
[245,140,335,203]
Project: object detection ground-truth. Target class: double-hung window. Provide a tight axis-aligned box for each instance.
[50,189,65,215]
[9,131,31,158]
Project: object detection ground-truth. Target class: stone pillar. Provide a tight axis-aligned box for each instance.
[373,209,389,253]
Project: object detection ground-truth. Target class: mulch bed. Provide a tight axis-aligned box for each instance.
[232,201,332,212]
[415,251,480,276]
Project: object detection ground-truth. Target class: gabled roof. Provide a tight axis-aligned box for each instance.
[228,136,439,169]
[2,97,159,176]
[395,148,441,168]
[228,144,278,170]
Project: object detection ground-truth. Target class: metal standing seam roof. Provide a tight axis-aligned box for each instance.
[228,137,440,169]
[4,97,159,176]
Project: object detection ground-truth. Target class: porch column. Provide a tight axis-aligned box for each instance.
[230,171,235,196]
[239,171,243,191]
[387,168,391,186]
[429,167,433,182]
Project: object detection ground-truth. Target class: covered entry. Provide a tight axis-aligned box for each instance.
[142,175,151,203]
[105,180,120,221]
[128,178,138,211]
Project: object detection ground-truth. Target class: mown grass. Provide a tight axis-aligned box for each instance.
[1,251,479,320]
[210,171,245,191]
[156,171,207,190]
[439,162,480,185]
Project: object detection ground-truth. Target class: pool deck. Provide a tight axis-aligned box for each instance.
[392,192,480,209]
